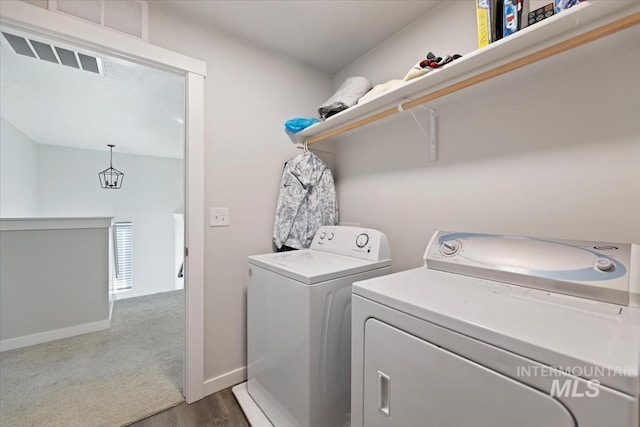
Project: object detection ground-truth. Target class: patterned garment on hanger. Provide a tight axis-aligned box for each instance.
[273,151,338,250]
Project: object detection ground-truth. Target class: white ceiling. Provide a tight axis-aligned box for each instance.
[0,41,185,158]
[151,0,442,74]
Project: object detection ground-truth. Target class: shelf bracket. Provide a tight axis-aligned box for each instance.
[400,100,437,162]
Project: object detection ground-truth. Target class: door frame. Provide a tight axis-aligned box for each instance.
[0,1,207,403]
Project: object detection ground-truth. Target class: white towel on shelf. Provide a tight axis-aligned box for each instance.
[356,79,405,106]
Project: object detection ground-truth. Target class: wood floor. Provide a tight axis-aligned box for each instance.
[131,387,249,427]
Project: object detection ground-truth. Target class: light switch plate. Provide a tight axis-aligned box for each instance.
[210,207,230,227]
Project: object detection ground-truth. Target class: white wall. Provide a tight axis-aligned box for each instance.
[330,2,640,273]
[147,4,333,389]
[0,117,38,217]
[334,1,476,90]
[1,221,110,349]
[37,144,183,299]
[333,0,558,89]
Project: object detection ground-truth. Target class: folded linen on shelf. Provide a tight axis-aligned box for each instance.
[356,79,405,106]
[318,76,372,120]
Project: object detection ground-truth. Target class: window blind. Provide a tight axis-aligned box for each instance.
[113,222,132,291]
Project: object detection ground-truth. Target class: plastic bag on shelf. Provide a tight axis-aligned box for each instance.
[284,117,320,133]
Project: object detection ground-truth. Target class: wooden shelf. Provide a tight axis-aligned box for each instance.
[289,1,640,147]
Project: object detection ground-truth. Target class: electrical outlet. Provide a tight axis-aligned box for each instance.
[210,207,230,227]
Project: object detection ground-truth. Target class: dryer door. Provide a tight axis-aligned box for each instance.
[363,319,576,427]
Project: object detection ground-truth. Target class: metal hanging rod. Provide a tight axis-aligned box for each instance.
[305,12,640,147]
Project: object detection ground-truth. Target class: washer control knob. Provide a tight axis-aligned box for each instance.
[595,258,615,272]
[440,240,461,256]
[319,232,326,239]
[328,232,335,240]
[356,233,369,248]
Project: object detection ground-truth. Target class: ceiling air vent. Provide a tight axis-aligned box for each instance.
[48,0,148,41]
[0,31,104,75]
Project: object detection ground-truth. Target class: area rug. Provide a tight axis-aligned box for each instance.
[0,290,184,427]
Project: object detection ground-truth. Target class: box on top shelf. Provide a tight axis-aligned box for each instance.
[476,0,494,48]
[504,0,530,38]
[478,0,535,46]
[555,0,584,13]
[528,3,555,27]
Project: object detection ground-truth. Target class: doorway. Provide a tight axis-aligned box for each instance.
[0,0,206,405]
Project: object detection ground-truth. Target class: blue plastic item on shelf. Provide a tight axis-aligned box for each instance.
[285,117,320,133]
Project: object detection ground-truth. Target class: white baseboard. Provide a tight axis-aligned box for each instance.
[0,319,111,352]
[232,382,273,426]
[203,366,247,396]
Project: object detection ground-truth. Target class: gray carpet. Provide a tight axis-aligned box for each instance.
[0,290,184,427]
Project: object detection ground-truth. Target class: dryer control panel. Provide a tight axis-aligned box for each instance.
[424,231,639,307]
[311,226,391,262]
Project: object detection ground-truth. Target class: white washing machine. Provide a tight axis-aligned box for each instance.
[234,226,392,427]
[351,231,640,427]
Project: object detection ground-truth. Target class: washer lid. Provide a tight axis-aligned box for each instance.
[353,268,640,396]
[248,250,391,284]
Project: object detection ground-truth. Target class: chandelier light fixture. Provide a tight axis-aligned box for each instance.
[98,144,124,189]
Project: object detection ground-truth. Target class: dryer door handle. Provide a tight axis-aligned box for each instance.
[378,370,391,417]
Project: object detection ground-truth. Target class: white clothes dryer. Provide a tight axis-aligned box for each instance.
[234,226,392,427]
[351,231,640,427]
